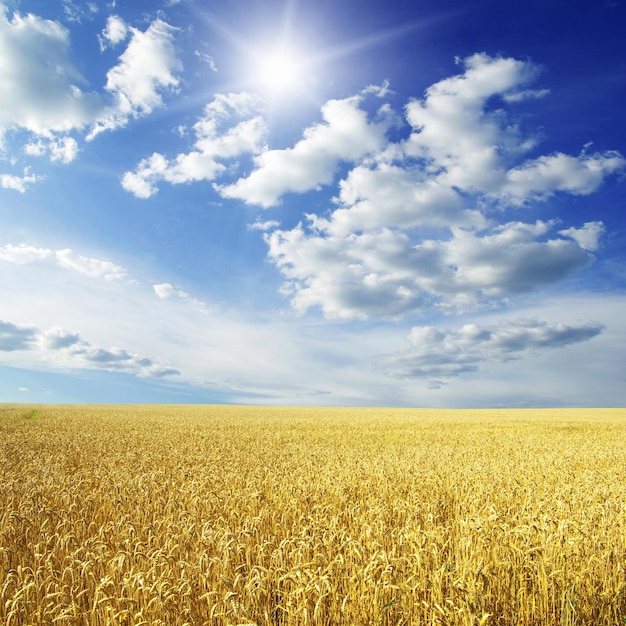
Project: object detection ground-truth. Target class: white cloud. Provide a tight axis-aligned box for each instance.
[362,79,393,98]
[322,163,482,236]
[24,136,79,163]
[382,318,604,384]
[0,7,103,142]
[403,52,540,194]
[89,19,182,138]
[403,54,625,202]
[439,221,592,299]
[217,95,393,207]
[262,54,624,319]
[122,92,267,198]
[106,19,180,114]
[558,221,605,251]
[22,141,46,158]
[0,169,42,192]
[266,219,593,319]
[98,14,128,50]
[0,243,54,263]
[0,7,184,182]
[121,153,169,198]
[50,136,79,162]
[40,327,81,350]
[501,151,625,205]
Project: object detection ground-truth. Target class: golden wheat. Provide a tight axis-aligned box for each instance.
[1,404,624,625]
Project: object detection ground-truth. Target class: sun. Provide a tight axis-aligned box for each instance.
[256,47,303,94]
[245,41,314,99]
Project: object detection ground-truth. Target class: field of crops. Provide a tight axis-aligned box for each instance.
[1,405,625,625]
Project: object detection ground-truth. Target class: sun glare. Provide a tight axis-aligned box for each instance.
[257,48,301,92]
[249,43,311,97]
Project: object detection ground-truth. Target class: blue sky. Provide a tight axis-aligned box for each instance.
[1,0,625,407]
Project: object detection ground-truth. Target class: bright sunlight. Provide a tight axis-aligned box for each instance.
[252,44,309,96]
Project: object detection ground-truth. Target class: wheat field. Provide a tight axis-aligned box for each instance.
[0,405,624,625]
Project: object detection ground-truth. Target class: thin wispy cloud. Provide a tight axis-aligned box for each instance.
[0,244,128,281]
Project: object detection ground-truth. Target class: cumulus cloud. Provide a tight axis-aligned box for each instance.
[265,219,594,319]
[0,243,128,281]
[122,92,267,198]
[0,318,179,379]
[217,95,393,207]
[262,53,624,319]
[98,14,128,50]
[501,151,625,205]
[105,20,180,113]
[400,53,625,202]
[402,53,543,193]
[24,136,79,163]
[40,327,81,350]
[89,18,182,138]
[321,163,481,237]
[0,6,183,175]
[558,221,605,251]
[0,6,102,143]
[382,318,604,385]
